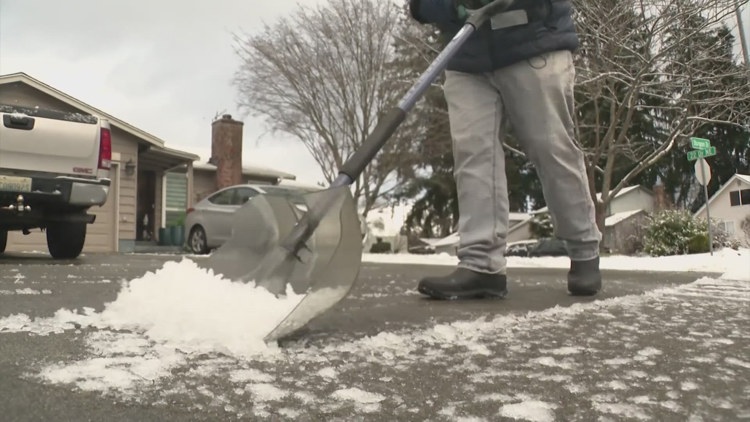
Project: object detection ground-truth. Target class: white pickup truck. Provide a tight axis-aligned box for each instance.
[0,104,111,258]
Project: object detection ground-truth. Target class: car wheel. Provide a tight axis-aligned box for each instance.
[46,222,86,259]
[188,226,209,254]
[0,230,7,253]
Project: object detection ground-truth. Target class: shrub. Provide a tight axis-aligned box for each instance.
[369,239,392,254]
[530,213,554,238]
[687,233,709,254]
[644,210,709,256]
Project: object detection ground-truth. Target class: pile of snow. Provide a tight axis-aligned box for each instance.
[2,259,304,357]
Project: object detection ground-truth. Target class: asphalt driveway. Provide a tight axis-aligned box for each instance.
[0,252,746,421]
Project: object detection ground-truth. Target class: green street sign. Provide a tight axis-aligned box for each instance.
[687,146,717,161]
[690,137,711,150]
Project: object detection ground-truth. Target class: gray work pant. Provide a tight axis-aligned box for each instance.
[444,50,601,274]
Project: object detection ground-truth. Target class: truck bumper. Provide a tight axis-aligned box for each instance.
[0,173,111,208]
[69,180,109,206]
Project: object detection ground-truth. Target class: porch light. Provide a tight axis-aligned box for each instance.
[125,159,136,176]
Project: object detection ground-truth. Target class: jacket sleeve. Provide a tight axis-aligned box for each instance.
[409,0,456,25]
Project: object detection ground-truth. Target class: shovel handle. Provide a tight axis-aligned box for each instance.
[337,0,514,184]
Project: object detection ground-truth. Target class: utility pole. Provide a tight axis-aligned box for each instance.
[737,0,749,67]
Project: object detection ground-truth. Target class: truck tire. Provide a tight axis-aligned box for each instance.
[0,230,7,254]
[46,222,86,259]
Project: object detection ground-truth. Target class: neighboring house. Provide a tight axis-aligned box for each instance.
[162,161,297,227]
[191,162,296,204]
[694,173,750,245]
[527,185,657,254]
[363,203,411,253]
[602,209,648,254]
[604,185,656,215]
[0,72,199,253]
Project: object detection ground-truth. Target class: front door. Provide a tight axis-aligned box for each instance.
[136,170,156,241]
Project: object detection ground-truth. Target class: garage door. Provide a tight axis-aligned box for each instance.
[6,172,118,254]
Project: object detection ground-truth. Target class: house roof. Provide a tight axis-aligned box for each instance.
[192,161,296,181]
[1,72,167,149]
[509,212,532,223]
[0,72,199,165]
[605,209,644,227]
[694,173,750,216]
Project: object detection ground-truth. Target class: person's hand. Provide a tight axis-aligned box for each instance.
[452,0,492,20]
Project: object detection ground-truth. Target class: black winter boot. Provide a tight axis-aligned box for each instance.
[567,256,601,296]
[418,267,507,300]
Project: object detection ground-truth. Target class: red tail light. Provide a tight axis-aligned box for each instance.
[186,207,195,214]
[99,127,112,170]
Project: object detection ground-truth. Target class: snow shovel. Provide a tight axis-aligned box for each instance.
[203,0,514,342]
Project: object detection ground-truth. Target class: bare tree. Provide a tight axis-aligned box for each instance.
[233,0,417,215]
[573,0,750,229]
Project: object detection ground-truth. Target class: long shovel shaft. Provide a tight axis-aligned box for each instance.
[338,0,514,181]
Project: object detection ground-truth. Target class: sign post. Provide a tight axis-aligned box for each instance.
[688,137,715,255]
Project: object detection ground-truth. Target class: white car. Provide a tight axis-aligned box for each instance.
[184,183,319,254]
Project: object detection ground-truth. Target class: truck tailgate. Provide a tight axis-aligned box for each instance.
[0,107,100,177]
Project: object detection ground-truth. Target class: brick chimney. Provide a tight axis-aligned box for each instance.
[211,114,244,190]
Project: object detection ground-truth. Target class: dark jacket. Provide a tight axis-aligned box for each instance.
[409,0,578,73]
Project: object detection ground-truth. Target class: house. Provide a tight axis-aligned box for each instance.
[0,73,301,253]
[161,114,298,227]
[189,161,296,204]
[163,157,297,228]
[694,173,750,245]
[602,185,656,215]
[0,72,202,252]
[527,185,657,254]
[363,202,411,253]
[603,209,648,254]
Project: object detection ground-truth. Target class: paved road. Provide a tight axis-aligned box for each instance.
[0,252,747,421]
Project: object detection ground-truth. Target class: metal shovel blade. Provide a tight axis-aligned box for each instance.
[201,186,363,341]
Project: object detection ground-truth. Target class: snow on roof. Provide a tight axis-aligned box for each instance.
[598,185,643,200]
[192,161,296,180]
[605,209,644,227]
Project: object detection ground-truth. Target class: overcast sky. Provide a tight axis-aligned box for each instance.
[0,0,328,184]
[0,1,748,186]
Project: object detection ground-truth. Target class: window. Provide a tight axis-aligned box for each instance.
[729,189,750,206]
[235,187,259,205]
[208,189,235,205]
[730,190,740,206]
[165,172,188,226]
[718,221,735,236]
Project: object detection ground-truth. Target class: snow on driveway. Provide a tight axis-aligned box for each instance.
[0,248,748,420]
